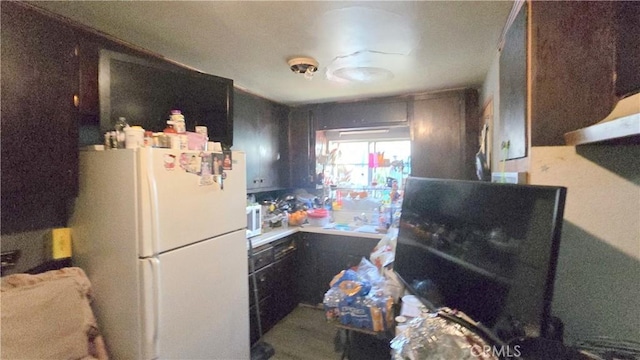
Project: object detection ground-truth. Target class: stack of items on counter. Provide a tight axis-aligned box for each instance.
[253,194,309,232]
[323,259,395,332]
[322,232,402,333]
[103,110,213,151]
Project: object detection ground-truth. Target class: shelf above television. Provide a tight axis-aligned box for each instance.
[564,93,640,145]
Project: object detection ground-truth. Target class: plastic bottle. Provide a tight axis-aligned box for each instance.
[109,131,118,149]
[124,126,145,149]
[373,207,380,226]
[114,117,130,149]
[169,110,186,133]
[104,132,112,149]
[163,121,179,149]
[144,131,153,148]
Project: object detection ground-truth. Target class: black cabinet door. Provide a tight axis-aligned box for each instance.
[411,90,478,181]
[271,253,299,321]
[248,263,273,307]
[1,2,79,233]
[316,98,408,130]
[249,296,277,346]
[297,234,321,305]
[615,2,640,98]
[235,90,261,189]
[298,233,380,306]
[288,107,316,188]
[234,89,286,191]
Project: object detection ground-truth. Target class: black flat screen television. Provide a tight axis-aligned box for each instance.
[394,177,566,342]
[98,49,234,147]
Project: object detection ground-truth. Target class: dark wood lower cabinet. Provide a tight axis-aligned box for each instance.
[272,253,299,319]
[248,235,299,346]
[297,233,380,306]
[248,232,380,345]
[249,296,278,345]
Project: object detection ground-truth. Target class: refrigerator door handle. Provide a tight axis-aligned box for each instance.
[140,257,160,360]
[146,150,161,256]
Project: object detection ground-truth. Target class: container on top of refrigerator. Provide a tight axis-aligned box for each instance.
[170,110,186,133]
[113,117,130,149]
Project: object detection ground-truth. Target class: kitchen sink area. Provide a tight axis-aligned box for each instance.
[322,223,382,234]
[247,222,394,250]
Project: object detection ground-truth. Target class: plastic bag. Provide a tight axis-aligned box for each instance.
[355,257,384,287]
[370,229,397,269]
[329,269,371,297]
[381,267,404,303]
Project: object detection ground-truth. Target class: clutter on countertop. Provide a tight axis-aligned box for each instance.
[100,109,214,151]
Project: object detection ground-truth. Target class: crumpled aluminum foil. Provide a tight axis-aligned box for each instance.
[390,312,498,360]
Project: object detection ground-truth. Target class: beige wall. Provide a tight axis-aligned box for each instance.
[529,145,640,343]
[1,230,50,275]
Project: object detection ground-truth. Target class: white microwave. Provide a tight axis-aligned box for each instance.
[246,204,262,238]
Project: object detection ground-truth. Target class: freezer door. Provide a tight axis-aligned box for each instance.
[138,149,247,256]
[152,230,250,359]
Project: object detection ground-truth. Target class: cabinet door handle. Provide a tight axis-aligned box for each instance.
[73,94,79,108]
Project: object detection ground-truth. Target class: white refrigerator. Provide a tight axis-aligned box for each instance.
[70,148,250,360]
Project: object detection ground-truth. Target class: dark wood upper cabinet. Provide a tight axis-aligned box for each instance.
[97,49,234,147]
[615,1,640,99]
[315,97,408,130]
[77,37,100,118]
[288,106,316,189]
[410,89,479,181]
[234,89,287,192]
[497,1,639,149]
[0,2,235,233]
[529,1,618,147]
[1,2,80,233]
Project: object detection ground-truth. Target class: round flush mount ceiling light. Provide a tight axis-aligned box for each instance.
[287,57,319,79]
[331,66,394,83]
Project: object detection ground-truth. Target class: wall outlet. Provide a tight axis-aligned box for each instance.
[45,227,72,260]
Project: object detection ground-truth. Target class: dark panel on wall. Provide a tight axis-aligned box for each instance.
[499,5,527,160]
[615,1,640,99]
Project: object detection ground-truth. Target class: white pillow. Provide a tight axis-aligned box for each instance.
[1,271,95,359]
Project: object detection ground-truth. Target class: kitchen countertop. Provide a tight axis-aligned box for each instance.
[247,224,388,250]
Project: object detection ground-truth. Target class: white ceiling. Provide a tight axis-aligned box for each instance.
[29,1,514,106]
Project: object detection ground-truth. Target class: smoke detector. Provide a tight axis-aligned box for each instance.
[287,57,319,79]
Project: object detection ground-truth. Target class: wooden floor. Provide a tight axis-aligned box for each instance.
[261,305,391,360]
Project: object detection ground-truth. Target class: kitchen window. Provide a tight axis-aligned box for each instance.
[316,126,411,190]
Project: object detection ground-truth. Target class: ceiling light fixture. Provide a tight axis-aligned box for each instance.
[288,57,318,80]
